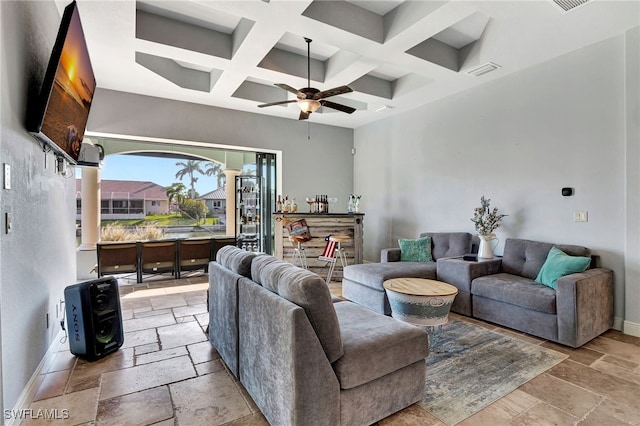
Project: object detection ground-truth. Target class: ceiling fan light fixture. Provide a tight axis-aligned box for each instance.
[298,99,321,113]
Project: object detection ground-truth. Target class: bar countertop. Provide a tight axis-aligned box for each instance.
[273,212,364,216]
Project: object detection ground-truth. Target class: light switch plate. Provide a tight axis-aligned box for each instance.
[574,211,588,222]
[3,164,10,190]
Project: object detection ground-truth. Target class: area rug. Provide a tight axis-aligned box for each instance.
[421,320,567,425]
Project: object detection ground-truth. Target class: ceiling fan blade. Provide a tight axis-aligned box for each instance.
[319,100,356,114]
[299,111,310,120]
[258,99,298,108]
[314,85,353,100]
[276,83,305,99]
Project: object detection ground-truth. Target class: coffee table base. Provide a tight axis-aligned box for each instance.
[386,292,456,327]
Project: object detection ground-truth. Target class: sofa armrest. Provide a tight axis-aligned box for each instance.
[556,268,614,348]
[208,262,242,378]
[436,257,502,294]
[238,279,340,426]
[381,248,401,262]
[436,257,502,316]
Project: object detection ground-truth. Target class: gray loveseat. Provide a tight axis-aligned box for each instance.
[436,238,614,347]
[342,232,472,315]
[208,246,429,425]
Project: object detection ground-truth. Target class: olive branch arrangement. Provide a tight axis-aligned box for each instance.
[471,196,507,236]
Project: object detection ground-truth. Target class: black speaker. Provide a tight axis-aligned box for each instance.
[64,277,124,361]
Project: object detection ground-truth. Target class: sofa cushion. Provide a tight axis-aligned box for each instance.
[535,246,592,290]
[399,236,433,262]
[421,232,472,260]
[333,302,429,390]
[342,262,436,291]
[472,273,557,314]
[216,246,257,278]
[250,255,291,293]
[276,266,344,363]
[501,239,591,280]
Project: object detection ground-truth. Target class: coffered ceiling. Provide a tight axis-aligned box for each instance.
[60,0,639,129]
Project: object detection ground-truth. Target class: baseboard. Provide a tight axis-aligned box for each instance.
[5,330,65,426]
[614,316,624,331]
[623,319,640,338]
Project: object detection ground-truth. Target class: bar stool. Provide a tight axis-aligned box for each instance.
[318,235,352,284]
[289,236,309,269]
[287,219,311,269]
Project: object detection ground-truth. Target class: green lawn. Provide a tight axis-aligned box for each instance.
[98,214,220,227]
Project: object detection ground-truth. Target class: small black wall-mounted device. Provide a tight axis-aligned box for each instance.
[561,187,574,196]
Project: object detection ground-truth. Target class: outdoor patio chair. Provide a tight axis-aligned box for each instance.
[96,242,140,282]
[178,238,213,278]
[140,240,178,281]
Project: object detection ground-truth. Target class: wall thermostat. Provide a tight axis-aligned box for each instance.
[561,187,574,196]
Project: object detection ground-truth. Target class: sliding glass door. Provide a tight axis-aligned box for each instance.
[257,152,277,254]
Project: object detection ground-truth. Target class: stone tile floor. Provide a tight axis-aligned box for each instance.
[21,273,640,425]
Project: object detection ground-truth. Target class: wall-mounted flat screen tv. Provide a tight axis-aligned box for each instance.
[29,1,96,165]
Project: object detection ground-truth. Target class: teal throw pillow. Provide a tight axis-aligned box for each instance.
[398,236,433,262]
[535,246,591,290]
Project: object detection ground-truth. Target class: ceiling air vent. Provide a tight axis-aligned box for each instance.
[467,62,501,77]
[551,0,590,12]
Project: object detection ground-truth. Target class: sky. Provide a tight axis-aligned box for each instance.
[76,155,222,196]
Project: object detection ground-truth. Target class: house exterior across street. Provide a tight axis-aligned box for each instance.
[198,186,227,223]
[76,179,170,220]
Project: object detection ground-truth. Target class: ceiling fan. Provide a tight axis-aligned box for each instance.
[258,37,356,120]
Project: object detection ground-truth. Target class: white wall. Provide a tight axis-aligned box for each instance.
[87,89,355,213]
[624,27,640,332]
[354,33,637,327]
[0,1,77,412]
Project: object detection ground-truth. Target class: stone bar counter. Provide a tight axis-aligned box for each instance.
[274,212,364,281]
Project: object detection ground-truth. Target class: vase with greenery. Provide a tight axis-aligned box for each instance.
[471,196,507,258]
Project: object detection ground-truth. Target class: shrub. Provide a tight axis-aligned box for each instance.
[100,222,133,241]
[100,222,165,241]
[135,223,165,241]
[182,199,208,224]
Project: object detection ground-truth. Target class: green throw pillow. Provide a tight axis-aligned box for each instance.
[398,236,433,262]
[535,246,591,290]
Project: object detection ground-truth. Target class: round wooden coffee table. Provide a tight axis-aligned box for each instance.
[383,278,458,326]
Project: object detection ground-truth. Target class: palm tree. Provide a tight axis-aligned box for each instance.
[241,167,256,176]
[165,182,186,212]
[204,162,224,188]
[175,160,204,199]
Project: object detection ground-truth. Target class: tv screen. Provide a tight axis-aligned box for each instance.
[29,1,96,165]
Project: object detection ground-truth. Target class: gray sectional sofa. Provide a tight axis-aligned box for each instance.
[437,238,614,348]
[342,232,472,315]
[208,246,429,426]
[339,233,613,348]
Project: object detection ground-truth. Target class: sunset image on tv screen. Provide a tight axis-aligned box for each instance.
[41,5,95,162]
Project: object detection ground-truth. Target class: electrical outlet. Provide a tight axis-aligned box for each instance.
[574,211,588,222]
[5,212,12,234]
[3,164,10,190]
[57,299,65,319]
